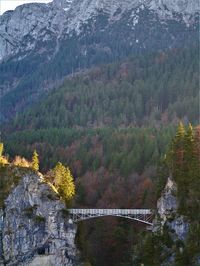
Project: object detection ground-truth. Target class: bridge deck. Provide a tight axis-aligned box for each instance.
[68,209,153,226]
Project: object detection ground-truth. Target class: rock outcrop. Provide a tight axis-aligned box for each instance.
[157,177,178,223]
[0,172,79,266]
[156,177,189,241]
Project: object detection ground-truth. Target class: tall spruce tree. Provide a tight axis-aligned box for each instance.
[170,122,185,177]
[167,123,200,215]
[184,124,195,176]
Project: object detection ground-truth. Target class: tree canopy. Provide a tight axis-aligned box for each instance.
[0,143,4,157]
[53,162,75,203]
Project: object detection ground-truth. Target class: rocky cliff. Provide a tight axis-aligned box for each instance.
[0,0,199,61]
[133,176,200,265]
[0,172,79,266]
[157,177,189,241]
[150,177,193,265]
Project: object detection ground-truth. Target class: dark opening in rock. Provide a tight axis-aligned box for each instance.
[37,247,45,255]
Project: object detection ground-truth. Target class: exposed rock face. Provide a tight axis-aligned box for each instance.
[0,172,79,266]
[168,216,189,241]
[157,177,189,241]
[157,177,178,223]
[0,0,199,61]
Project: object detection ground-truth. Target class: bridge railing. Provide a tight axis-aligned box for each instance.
[69,209,152,215]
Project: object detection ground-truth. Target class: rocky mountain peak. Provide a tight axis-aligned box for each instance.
[0,0,199,61]
[52,0,74,10]
[52,0,199,15]
[62,0,199,32]
[149,0,199,14]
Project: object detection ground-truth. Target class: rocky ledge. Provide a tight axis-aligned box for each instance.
[0,172,79,266]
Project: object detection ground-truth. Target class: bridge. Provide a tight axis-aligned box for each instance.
[69,209,154,226]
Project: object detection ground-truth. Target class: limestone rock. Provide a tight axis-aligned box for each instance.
[0,0,199,61]
[156,177,189,241]
[0,172,79,266]
[167,216,189,241]
[157,177,178,223]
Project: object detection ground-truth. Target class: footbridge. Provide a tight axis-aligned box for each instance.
[69,209,154,226]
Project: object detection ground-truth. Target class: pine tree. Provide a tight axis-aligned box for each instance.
[167,123,200,215]
[166,122,187,212]
[32,150,39,171]
[171,122,185,179]
[187,126,200,219]
[53,162,75,203]
[184,124,195,175]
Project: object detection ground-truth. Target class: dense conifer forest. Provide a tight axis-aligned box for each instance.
[5,46,198,131]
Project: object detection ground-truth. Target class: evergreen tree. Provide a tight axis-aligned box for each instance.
[167,123,200,215]
[53,162,75,203]
[171,122,188,211]
[32,150,39,171]
[184,124,195,176]
[137,124,200,264]
[169,122,185,180]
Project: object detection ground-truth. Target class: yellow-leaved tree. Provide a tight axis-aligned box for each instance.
[53,162,75,203]
[0,142,8,165]
[32,150,39,171]
[0,143,3,157]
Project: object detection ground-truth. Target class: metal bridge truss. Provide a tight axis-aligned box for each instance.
[69,209,153,226]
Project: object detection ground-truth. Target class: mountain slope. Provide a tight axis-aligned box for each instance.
[0,0,199,121]
[3,46,198,175]
[3,46,199,263]
[5,46,198,132]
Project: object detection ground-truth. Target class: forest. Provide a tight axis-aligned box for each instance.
[1,124,199,265]
[134,124,200,266]
[5,46,198,131]
[2,45,199,265]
